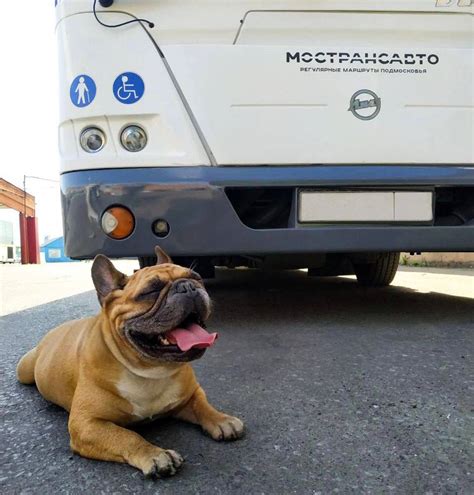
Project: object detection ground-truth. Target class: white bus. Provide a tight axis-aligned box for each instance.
[56,0,473,285]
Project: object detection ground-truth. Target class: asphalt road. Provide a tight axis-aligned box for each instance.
[1,269,473,494]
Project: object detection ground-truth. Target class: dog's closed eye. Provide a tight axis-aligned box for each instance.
[137,280,167,300]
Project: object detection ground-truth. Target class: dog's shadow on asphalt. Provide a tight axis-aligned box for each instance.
[204,268,473,329]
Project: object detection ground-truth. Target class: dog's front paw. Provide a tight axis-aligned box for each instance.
[140,449,184,479]
[204,415,245,441]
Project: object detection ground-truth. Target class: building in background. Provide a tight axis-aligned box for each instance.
[0,178,39,264]
[40,237,75,263]
[0,219,20,263]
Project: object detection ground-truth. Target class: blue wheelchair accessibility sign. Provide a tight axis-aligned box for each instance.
[113,72,145,104]
[70,75,96,108]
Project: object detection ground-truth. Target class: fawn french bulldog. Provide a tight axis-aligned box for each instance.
[17,247,244,478]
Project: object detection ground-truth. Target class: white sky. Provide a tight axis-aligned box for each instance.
[0,2,61,244]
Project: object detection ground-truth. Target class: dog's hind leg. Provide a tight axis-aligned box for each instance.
[17,347,38,385]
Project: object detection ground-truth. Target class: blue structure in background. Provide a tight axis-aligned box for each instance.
[40,237,76,263]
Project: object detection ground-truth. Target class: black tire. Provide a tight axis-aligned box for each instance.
[138,255,215,279]
[175,258,215,279]
[138,256,155,269]
[353,252,400,287]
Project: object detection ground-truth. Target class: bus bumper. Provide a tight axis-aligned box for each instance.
[61,165,474,259]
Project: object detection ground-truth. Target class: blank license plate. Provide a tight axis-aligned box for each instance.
[298,191,433,223]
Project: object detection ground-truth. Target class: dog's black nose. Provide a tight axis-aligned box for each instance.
[174,279,197,295]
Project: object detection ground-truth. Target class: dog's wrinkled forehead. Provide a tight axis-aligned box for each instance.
[125,264,201,295]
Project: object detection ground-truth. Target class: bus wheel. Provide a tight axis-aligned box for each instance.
[139,256,215,279]
[138,256,155,269]
[175,257,216,280]
[353,252,400,287]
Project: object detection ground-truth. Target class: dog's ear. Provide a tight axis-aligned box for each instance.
[155,246,172,265]
[91,255,128,305]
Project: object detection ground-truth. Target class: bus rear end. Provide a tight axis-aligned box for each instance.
[56,0,473,284]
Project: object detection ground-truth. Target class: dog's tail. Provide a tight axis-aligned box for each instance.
[16,347,38,385]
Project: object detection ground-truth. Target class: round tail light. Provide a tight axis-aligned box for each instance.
[101,206,135,239]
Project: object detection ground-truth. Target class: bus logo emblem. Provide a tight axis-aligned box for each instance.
[348,89,381,121]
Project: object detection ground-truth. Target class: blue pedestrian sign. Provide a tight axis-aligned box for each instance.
[70,75,96,108]
[113,72,145,104]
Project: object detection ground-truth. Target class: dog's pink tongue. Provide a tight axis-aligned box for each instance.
[166,323,218,352]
